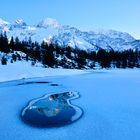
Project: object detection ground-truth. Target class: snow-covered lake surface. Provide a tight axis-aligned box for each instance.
[0,69,140,140]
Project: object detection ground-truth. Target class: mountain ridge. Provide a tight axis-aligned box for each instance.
[0,18,140,51]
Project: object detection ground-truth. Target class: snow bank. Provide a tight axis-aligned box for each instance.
[0,61,86,82]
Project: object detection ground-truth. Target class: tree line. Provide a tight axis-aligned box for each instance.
[0,33,140,69]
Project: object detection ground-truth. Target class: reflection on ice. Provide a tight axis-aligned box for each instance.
[21,91,83,127]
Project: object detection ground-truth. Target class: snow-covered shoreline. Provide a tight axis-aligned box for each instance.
[0,61,88,82]
[0,60,139,82]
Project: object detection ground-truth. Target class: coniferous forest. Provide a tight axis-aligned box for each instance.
[0,33,140,69]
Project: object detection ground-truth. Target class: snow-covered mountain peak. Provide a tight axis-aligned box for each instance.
[12,19,27,28]
[37,18,61,28]
[89,29,135,42]
[101,29,135,41]
[0,18,9,25]
[0,17,139,51]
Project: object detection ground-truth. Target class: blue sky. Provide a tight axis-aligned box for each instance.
[0,0,140,38]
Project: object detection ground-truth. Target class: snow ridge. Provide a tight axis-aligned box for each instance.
[0,18,9,26]
[13,19,27,27]
[0,18,139,51]
[37,18,60,28]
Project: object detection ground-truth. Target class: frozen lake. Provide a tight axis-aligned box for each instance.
[21,91,83,127]
[0,69,140,140]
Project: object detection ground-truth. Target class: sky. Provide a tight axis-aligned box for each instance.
[0,0,140,38]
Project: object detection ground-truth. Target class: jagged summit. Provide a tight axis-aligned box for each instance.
[13,19,27,27]
[37,18,61,28]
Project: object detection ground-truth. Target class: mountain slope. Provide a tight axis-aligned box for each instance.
[0,18,140,51]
